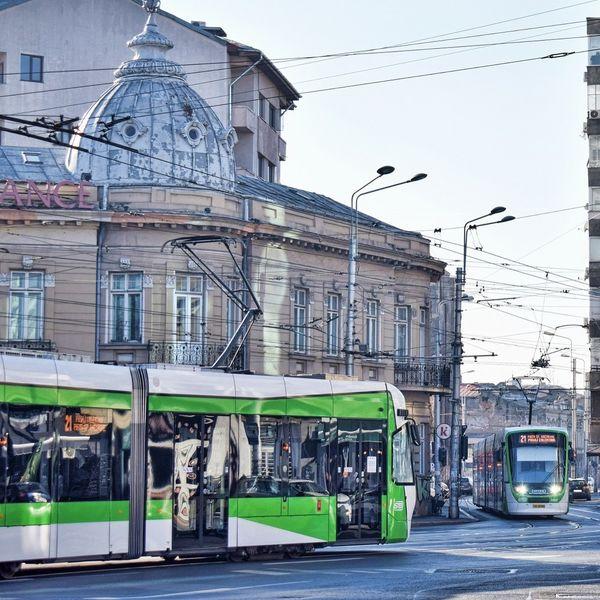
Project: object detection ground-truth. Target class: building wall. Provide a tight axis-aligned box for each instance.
[0,0,290,180]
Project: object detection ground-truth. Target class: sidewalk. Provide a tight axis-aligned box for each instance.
[412,500,479,527]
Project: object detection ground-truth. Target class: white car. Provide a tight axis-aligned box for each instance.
[588,476,595,493]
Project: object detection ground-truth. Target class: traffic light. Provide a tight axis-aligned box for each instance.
[460,425,468,461]
[438,447,447,466]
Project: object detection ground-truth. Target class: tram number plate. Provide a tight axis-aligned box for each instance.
[532,504,545,508]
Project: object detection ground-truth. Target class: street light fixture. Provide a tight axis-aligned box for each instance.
[448,206,514,520]
[345,169,427,376]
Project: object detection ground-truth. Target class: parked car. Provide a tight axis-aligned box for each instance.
[569,478,592,501]
[459,477,473,496]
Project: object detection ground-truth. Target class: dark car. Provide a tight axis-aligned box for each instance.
[459,477,473,496]
[569,478,592,501]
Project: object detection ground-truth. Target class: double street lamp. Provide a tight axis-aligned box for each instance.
[448,206,515,519]
[345,167,427,377]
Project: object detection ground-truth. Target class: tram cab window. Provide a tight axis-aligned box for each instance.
[235,415,284,497]
[6,406,53,503]
[392,424,414,485]
[288,418,329,496]
[58,407,111,501]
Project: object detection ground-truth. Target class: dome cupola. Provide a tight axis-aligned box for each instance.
[66,0,236,192]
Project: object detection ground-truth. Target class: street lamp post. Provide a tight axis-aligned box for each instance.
[448,207,514,520]
[345,170,427,377]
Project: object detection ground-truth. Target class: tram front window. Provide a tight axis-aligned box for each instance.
[508,432,566,492]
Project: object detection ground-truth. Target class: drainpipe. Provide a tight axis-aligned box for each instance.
[241,195,252,371]
[228,53,263,128]
[94,184,108,363]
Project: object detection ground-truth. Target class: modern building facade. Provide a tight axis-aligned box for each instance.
[587,17,600,460]
[0,0,450,514]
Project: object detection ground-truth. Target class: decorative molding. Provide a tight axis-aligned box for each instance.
[0,273,9,287]
[187,259,199,272]
[166,274,176,289]
[143,275,154,289]
[119,257,131,271]
[44,274,56,288]
[100,274,109,289]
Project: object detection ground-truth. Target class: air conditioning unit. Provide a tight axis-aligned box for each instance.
[591,110,600,119]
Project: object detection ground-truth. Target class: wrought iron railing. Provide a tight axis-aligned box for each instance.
[148,340,244,370]
[394,358,451,389]
[0,339,56,351]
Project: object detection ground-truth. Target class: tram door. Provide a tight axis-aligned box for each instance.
[335,419,385,541]
[173,415,229,550]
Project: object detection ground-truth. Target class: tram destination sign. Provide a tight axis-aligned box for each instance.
[0,179,97,209]
[517,433,558,445]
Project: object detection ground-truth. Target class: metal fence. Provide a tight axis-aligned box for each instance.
[148,340,243,370]
[394,358,451,389]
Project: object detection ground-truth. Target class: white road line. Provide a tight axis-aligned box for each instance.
[262,556,362,566]
[232,569,291,576]
[86,580,306,600]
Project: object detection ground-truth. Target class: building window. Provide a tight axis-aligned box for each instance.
[110,272,142,343]
[591,188,600,210]
[268,162,276,183]
[590,35,600,66]
[258,154,266,179]
[589,85,600,112]
[293,287,308,353]
[258,93,267,120]
[591,136,600,168]
[269,103,280,131]
[20,53,43,83]
[365,299,380,354]
[419,307,428,358]
[394,305,410,360]
[175,274,204,342]
[226,278,242,341]
[0,55,5,85]
[9,271,43,340]
[325,292,341,356]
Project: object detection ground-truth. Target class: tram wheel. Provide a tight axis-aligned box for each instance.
[228,550,248,562]
[0,562,21,579]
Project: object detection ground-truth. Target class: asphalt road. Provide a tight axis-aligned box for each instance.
[5,498,600,599]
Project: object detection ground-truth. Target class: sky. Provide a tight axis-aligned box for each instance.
[162,0,594,389]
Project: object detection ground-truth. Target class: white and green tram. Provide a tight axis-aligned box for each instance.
[473,426,570,517]
[0,355,418,578]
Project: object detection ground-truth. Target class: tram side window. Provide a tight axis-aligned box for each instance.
[6,406,53,503]
[235,415,284,497]
[288,418,329,496]
[392,425,414,485]
[59,407,112,501]
[113,409,131,501]
[147,412,174,500]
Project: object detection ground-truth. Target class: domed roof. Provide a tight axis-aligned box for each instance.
[66,4,236,192]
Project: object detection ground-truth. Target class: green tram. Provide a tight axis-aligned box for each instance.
[0,355,419,578]
[473,426,570,517]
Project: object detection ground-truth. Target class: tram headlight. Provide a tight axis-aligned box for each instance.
[549,484,562,495]
[515,484,528,495]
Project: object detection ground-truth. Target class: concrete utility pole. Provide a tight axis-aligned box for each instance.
[448,268,463,520]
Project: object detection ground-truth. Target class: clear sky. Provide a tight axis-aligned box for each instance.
[163,0,594,389]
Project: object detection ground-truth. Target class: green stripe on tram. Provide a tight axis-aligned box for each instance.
[3,384,130,409]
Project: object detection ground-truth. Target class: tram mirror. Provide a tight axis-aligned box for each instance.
[409,422,421,447]
[568,447,575,462]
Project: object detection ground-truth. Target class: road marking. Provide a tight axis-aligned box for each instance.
[232,569,291,576]
[87,580,306,600]
[262,556,362,565]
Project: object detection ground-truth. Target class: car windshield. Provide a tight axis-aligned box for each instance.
[508,432,566,486]
[571,479,586,486]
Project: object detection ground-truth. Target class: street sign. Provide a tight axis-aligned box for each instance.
[436,423,451,440]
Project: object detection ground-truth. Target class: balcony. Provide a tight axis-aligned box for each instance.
[0,339,56,351]
[394,358,451,393]
[148,340,244,370]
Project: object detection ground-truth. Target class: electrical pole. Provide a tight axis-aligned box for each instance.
[449,267,463,520]
[572,357,577,477]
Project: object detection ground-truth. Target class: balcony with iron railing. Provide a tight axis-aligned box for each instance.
[0,339,56,351]
[394,357,452,393]
[148,340,244,370]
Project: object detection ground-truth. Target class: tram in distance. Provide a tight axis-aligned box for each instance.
[473,426,570,517]
[0,354,421,578]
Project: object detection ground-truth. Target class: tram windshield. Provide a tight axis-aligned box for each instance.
[507,432,566,487]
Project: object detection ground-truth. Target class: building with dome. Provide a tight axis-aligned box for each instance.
[0,0,450,514]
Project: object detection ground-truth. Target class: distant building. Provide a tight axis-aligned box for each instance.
[460,383,585,480]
